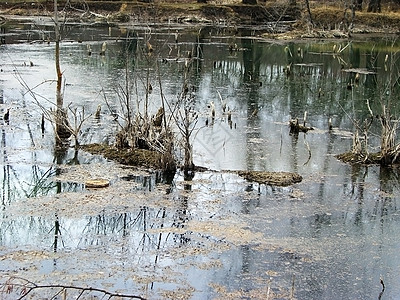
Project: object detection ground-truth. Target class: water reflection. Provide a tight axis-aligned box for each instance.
[1,21,400,298]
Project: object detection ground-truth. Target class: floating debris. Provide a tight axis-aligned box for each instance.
[85,178,110,188]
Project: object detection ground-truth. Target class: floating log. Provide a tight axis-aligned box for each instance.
[341,68,376,75]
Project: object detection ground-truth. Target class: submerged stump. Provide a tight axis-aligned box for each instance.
[289,118,313,134]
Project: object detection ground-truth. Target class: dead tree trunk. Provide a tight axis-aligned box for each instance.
[354,0,363,10]
[242,0,257,4]
[304,0,314,26]
[54,0,71,144]
[367,0,381,12]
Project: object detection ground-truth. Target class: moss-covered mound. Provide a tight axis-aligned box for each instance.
[82,143,163,169]
[238,170,302,187]
[335,151,399,165]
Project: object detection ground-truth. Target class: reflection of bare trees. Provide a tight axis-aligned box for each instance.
[171,195,190,245]
[1,163,58,207]
[52,213,62,252]
[0,122,81,250]
[343,164,399,227]
[376,167,398,219]
[78,201,191,252]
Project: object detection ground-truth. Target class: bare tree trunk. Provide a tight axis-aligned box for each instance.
[304,0,314,26]
[54,0,62,109]
[54,0,70,143]
[242,0,257,4]
[124,54,132,129]
[367,0,381,12]
[183,108,194,171]
[345,0,357,34]
[354,0,363,11]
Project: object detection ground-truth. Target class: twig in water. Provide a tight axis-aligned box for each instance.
[378,276,385,300]
[303,138,312,166]
[266,277,272,300]
[290,274,295,300]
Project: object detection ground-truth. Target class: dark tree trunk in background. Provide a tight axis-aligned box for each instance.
[354,0,363,10]
[304,0,314,26]
[242,0,257,4]
[368,0,381,12]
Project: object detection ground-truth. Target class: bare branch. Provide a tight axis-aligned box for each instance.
[2,276,146,300]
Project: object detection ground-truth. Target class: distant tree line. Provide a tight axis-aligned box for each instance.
[354,0,381,12]
[196,0,400,13]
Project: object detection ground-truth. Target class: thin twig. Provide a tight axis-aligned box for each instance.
[378,276,385,300]
[303,139,312,166]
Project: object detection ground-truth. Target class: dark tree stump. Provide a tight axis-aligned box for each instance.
[242,0,257,4]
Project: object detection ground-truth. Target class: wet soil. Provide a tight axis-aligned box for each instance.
[0,0,300,25]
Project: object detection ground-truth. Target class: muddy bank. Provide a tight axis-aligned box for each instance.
[2,1,400,35]
[0,1,300,26]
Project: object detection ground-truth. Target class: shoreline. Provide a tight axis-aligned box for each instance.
[1,2,400,39]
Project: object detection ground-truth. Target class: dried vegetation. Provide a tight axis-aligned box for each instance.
[337,48,400,166]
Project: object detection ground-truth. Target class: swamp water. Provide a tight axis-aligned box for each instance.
[1,19,400,299]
